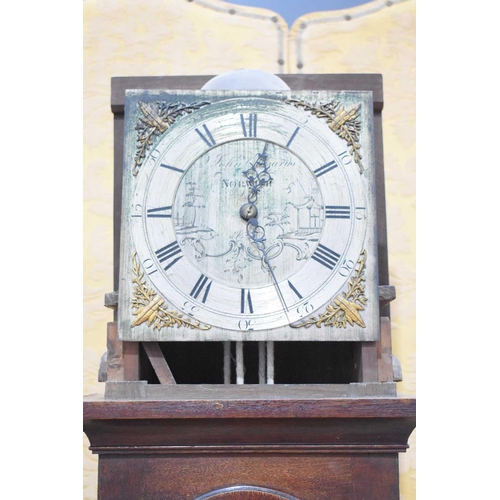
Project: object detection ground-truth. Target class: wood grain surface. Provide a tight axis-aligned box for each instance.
[84,395,413,499]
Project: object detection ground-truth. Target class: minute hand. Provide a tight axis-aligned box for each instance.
[246,218,290,316]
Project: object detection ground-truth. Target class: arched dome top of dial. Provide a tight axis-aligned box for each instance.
[201,69,291,91]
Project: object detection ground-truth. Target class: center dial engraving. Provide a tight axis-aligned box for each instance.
[173,139,325,288]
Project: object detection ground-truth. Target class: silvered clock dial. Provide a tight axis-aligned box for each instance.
[118,90,379,341]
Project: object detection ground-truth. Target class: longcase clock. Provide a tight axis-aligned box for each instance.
[83,74,416,500]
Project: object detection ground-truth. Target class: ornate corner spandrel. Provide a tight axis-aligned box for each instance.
[133,100,211,176]
[285,98,364,174]
[131,253,211,331]
[292,250,368,329]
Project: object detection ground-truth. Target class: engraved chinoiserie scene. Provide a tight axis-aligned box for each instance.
[173,139,325,288]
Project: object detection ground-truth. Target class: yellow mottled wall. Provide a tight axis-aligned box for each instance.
[83,0,415,498]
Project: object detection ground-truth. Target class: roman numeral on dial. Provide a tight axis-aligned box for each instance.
[240,113,257,137]
[287,280,303,300]
[314,159,338,178]
[286,126,300,147]
[160,163,185,173]
[311,244,341,270]
[240,288,254,314]
[155,241,183,271]
[190,274,213,303]
[147,206,172,218]
[325,205,350,219]
[195,124,216,147]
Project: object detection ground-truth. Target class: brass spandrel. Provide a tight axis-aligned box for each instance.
[292,250,368,329]
[133,100,211,176]
[285,99,364,174]
[131,253,211,331]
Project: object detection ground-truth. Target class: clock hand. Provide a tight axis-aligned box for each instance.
[239,142,273,222]
[240,144,291,320]
[243,142,272,205]
[246,218,291,317]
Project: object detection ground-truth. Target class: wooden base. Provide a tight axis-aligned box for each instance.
[84,388,415,499]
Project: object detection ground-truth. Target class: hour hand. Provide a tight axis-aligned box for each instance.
[242,143,272,203]
[242,144,268,180]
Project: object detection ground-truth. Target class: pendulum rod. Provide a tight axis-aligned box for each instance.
[258,341,266,384]
[223,341,275,384]
[223,341,231,384]
[236,341,244,384]
[266,341,274,384]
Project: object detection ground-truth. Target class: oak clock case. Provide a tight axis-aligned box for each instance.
[118,90,379,342]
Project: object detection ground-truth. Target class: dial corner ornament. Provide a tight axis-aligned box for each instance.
[133,99,212,176]
[285,98,364,174]
[130,252,211,331]
[291,249,368,329]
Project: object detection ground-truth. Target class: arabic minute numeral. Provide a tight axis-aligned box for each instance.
[182,301,200,317]
[339,259,355,277]
[355,207,367,220]
[296,301,314,318]
[142,258,157,275]
[131,203,142,218]
[238,319,256,331]
[339,150,353,165]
